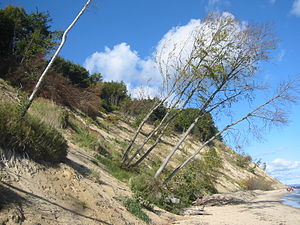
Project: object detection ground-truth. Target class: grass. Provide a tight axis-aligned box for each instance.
[30,98,68,129]
[68,116,99,150]
[94,154,134,182]
[0,102,67,163]
[78,201,87,209]
[123,197,151,224]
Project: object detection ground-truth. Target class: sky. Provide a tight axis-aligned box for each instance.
[1,0,300,185]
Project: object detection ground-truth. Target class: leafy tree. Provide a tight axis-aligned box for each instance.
[52,56,90,88]
[101,81,128,112]
[173,108,219,142]
[0,5,59,76]
[87,73,103,87]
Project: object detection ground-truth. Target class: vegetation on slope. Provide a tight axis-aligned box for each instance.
[0,5,282,222]
[0,102,67,163]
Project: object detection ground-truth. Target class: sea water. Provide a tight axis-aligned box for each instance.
[281,186,300,209]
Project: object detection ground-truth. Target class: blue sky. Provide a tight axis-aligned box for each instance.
[1,0,300,184]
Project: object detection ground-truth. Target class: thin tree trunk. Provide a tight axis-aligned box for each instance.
[154,65,245,178]
[20,0,92,117]
[163,84,292,184]
[124,78,198,166]
[154,79,227,178]
[121,74,193,164]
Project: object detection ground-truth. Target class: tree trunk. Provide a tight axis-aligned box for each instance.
[163,82,293,183]
[20,0,92,117]
[124,78,199,166]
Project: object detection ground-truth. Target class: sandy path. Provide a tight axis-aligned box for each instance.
[172,189,300,225]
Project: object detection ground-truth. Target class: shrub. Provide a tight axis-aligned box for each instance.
[235,153,252,169]
[123,197,151,224]
[0,102,67,163]
[240,177,273,191]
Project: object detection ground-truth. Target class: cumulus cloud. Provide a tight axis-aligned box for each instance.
[84,12,241,99]
[84,43,162,98]
[291,0,300,17]
[84,19,207,98]
[266,158,300,184]
[267,158,300,173]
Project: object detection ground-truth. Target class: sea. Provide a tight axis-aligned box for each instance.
[281,186,300,209]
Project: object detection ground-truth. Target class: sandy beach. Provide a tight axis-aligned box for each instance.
[172,189,300,225]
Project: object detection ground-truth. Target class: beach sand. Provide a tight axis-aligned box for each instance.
[172,189,300,225]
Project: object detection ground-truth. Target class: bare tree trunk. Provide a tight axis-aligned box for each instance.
[154,79,227,178]
[163,81,295,183]
[124,78,200,166]
[20,0,92,117]
[122,95,168,163]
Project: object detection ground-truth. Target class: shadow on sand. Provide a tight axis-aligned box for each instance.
[1,181,112,225]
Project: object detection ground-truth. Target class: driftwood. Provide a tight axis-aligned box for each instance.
[182,206,211,216]
[193,191,257,207]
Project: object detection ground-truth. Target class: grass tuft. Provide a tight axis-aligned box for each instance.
[123,197,151,224]
[0,102,68,163]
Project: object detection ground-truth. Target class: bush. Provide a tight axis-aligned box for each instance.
[240,177,273,191]
[123,197,151,224]
[235,153,252,169]
[0,102,68,162]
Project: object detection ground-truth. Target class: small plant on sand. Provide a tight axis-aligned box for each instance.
[78,201,87,209]
[122,197,151,224]
[94,154,134,182]
[68,116,99,150]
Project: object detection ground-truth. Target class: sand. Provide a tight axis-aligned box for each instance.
[172,189,300,225]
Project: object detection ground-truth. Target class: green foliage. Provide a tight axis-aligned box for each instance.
[130,151,221,214]
[235,153,252,169]
[122,197,151,224]
[101,81,128,112]
[94,154,134,182]
[0,102,67,162]
[121,97,167,125]
[78,201,87,209]
[86,73,103,87]
[172,108,220,142]
[0,5,59,76]
[52,56,90,88]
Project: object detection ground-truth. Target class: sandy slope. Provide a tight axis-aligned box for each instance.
[173,189,300,225]
[0,142,177,225]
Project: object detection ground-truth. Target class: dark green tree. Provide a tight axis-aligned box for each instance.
[52,56,90,88]
[0,5,59,79]
[173,108,219,142]
[101,81,128,112]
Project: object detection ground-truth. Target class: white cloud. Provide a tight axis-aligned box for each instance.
[267,158,300,173]
[84,12,245,99]
[266,158,300,184]
[84,19,207,98]
[84,43,162,98]
[291,0,300,17]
